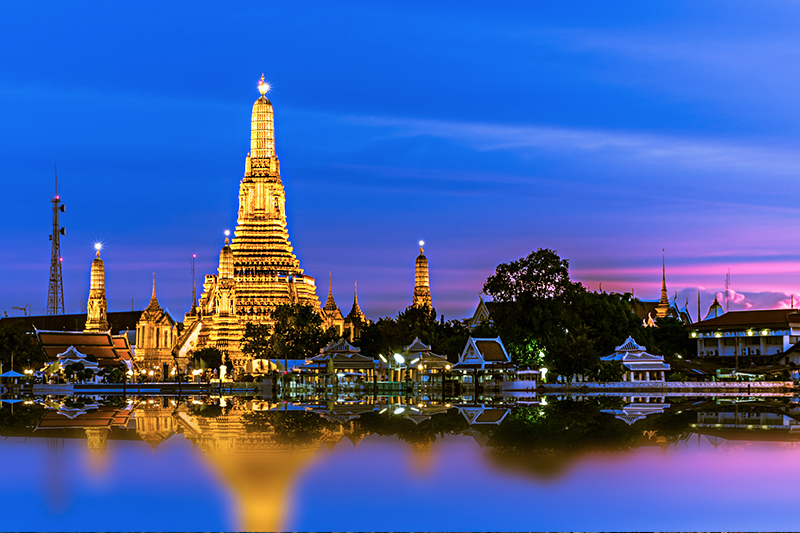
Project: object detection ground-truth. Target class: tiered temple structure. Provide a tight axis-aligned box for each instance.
[321,273,345,336]
[413,242,432,309]
[178,76,321,366]
[134,277,179,371]
[654,251,671,319]
[84,244,109,332]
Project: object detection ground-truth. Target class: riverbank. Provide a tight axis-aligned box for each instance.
[542,380,795,393]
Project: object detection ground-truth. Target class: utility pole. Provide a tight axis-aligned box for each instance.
[47,166,66,315]
[191,253,197,311]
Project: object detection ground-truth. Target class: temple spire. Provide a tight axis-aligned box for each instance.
[413,241,432,309]
[84,243,109,332]
[324,272,338,311]
[146,273,161,312]
[348,280,366,323]
[655,249,670,319]
[250,74,275,159]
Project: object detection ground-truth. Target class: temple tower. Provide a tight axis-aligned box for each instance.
[135,275,178,370]
[186,76,321,364]
[655,250,670,319]
[228,75,319,313]
[84,244,109,332]
[322,273,344,336]
[344,280,368,342]
[413,241,432,309]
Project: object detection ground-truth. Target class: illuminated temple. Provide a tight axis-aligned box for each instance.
[178,76,321,364]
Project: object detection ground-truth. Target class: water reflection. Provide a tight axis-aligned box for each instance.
[2,393,800,530]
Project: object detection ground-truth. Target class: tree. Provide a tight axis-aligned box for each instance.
[483,248,572,302]
[0,322,43,371]
[356,305,469,363]
[480,249,652,378]
[192,347,224,371]
[241,323,271,361]
[242,305,337,370]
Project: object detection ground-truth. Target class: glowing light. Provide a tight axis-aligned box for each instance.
[417,364,424,371]
[761,329,770,336]
[393,407,405,415]
[445,364,451,371]
[192,254,196,258]
[94,242,102,251]
[419,240,424,246]
[410,357,420,365]
[59,257,63,262]
[258,74,270,96]
[224,230,230,237]
[393,353,405,365]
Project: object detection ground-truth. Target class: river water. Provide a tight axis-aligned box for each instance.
[1,394,798,531]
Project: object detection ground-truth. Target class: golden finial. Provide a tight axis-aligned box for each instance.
[258,74,270,96]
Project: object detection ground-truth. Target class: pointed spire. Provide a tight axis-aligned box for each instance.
[655,249,671,319]
[324,271,339,312]
[660,249,668,305]
[348,280,365,321]
[146,273,161,312]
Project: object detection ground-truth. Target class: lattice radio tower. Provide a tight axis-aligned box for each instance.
[47,166,66,315]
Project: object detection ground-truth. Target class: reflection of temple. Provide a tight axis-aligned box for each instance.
[170,400,362,532]
[690,401,800,442]
[601,397,671,425]
[178,76,321,365]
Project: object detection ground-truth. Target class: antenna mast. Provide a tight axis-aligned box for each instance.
[724,269,731,313]
[46,166,66,314]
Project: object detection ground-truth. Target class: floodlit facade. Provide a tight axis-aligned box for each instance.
[689,308,800,363]
[178,76,321,366]
[413,243,432,309]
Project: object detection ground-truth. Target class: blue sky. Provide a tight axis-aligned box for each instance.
[3,1,800,320]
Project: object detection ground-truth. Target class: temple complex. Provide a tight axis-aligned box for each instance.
[84,244,109,332]
[413,242,432,309]
[178,76,321,365]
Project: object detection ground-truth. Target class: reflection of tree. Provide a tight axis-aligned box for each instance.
[241,410,339,445]
[487,399,642,478]
[355,409,469,447]
[0,402,46,432]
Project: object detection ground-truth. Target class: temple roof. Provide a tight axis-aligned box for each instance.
[616,336,647,353]
[405,337,431,353]
[693,309,800,331]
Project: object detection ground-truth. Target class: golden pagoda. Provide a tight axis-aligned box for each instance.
[413,241,432,309]
[178,76,321,365]
[84,244,109,332]
[655,250,671,319]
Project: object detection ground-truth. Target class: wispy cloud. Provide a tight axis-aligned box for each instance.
[346,115,800,176]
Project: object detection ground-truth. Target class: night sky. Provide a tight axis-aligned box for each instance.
[3,1,800,322]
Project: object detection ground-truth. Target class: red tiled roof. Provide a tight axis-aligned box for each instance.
[692,309,800,331]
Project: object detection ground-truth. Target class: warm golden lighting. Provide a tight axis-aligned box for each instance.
[94,242,102,251]
[258,74,270,95]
